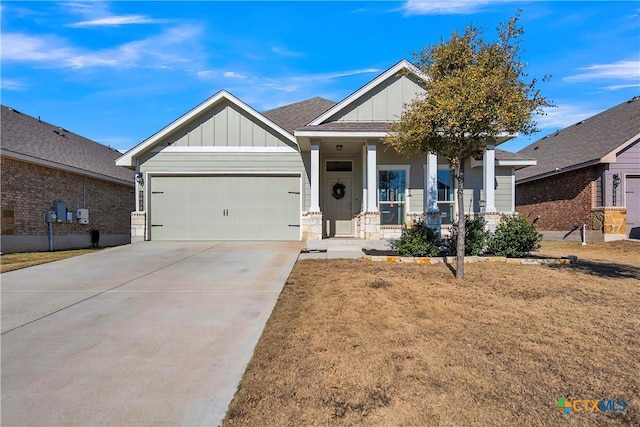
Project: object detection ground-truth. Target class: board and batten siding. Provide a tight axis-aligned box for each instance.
[463,161,514,214]
[328,74,425,123]
[164,101,295,149]
[140,151,311,211]
[604,139,640,207]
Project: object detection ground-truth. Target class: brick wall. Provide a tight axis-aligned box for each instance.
[516,167,595,231]
[1,157,134,238]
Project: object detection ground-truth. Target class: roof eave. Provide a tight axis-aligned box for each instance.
[599,132,640,163]
[294,130,388,138]
[515,159,601,185]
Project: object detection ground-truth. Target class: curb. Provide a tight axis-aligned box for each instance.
[363,255,578,265]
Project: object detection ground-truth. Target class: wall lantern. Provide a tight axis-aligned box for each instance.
[612,173,621,206]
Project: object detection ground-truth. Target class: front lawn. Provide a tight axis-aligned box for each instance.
[224,241,639,426]
[0,248,103,273]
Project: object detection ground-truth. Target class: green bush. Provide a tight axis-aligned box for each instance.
[393,220,441,257]
[446,216,490,256]
[488,215,542,257]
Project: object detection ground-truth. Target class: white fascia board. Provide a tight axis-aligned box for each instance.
[294,130,388,138]
[2,149,134,187]
[151,146,298,153]
[599,133,640,163]
[308,59,425,126]
[471,158,537,168]
[116,90,297,167]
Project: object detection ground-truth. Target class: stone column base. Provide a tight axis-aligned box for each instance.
[592,207,626,241]
[356,212,381,239]
[302,212,323,240]
[480,211,502,232]
[131,211,147,243]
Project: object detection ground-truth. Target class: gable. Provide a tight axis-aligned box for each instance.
[326,73,425,123]
[157,100,296,150]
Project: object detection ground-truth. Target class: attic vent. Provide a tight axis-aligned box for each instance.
[576,120,585,125]
[53,129,65,137]
[58,127,69,133]
[534,146,539,150]
[629,96,640,103]
[7,107,22,115]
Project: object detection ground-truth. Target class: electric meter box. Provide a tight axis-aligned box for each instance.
[54,200,66,223]
[77,208,89,224]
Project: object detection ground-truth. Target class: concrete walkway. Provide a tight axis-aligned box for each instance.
[1,241,301,426]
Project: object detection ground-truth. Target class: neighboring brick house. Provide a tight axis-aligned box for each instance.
[516,96,640,241]
[1,105,135,253]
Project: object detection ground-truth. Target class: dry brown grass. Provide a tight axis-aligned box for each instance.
[224,240,640,426]
[0,248,102,273]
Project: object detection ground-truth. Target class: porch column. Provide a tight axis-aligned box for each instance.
[425,152,439,213]
[366,143,378,212]
[362,144,368,212]
[483,145,497,212]
[310,144,321,212]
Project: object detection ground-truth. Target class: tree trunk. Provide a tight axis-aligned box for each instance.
[455,160,465,280]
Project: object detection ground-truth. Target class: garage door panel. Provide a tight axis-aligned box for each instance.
[150,176,300,241]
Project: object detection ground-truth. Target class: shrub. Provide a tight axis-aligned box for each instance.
[392,220,441,257]
[488,215,542,257]
[446,216,490,256]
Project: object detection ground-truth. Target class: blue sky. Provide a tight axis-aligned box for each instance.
[1,1,639,153]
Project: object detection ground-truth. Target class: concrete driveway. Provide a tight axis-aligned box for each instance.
[1,241,301,426]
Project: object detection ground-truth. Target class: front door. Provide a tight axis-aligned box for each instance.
[324,160,355,237]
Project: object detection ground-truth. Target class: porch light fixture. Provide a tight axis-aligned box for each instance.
[336,144,343,151]
[612,173,621,206]
[135,172,144,188]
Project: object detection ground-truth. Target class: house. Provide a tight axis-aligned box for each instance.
[516,96,640,241]
[116,60,536,242]
[1,105,135,253]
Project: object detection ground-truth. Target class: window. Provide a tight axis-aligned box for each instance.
[437,168,454,224]
[379,169,407,225]
[326,161,352,172]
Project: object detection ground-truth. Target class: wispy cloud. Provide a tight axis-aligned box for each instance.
[602,83,640,91]
[403,0,498,15]
[564,60,640,82]
[223,71,246,79]
[271,46,305,57]
[0,78,27,91]
[535,104,600,130]
[70,15,167,27]
[1,25,204,70]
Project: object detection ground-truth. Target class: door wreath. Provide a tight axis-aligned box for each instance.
[332,182,346,200]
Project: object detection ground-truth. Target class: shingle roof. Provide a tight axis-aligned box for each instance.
[516,97,640,182]
[262,97,336,134]
[495,149,535,162]
[297,121,392,132]
[1,105,134,183]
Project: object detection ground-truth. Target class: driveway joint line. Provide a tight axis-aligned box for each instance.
[1,244,221,336]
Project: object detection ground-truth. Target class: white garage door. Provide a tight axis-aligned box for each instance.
[149,175,300,241]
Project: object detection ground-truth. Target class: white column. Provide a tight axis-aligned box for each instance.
[367,143,378,212]
[362,144,368,213]
[425,152,439,213]
[483,145,497,212]
[310,144,320,212]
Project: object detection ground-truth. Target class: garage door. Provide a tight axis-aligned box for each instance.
[626,176,640,239]
[149,175,300,241]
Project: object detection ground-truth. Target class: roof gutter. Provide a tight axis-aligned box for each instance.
[515,159,601,185]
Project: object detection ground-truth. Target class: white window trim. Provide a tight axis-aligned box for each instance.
[377,164,410,225]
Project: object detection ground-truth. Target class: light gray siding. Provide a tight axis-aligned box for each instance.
[463,160,513,214]
[140,151,311,210]
[166,101,295,149]
[328,75,425,123]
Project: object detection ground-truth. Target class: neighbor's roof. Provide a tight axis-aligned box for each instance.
[516,96,640,183]
[262,97,336,134]
[1,105,133,185]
